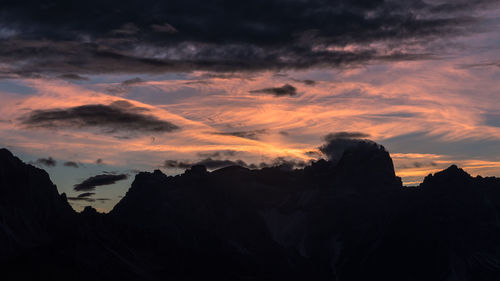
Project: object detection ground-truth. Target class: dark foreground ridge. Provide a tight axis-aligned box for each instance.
[1,144,500,281]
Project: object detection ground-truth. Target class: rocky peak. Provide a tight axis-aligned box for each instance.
[333,142,401,191]
[420,164,472,189]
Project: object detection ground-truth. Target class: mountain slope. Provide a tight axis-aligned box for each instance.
[1,146,500,280]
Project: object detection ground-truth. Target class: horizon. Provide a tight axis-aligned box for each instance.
[0,144,489,213]
[1,0,500,212]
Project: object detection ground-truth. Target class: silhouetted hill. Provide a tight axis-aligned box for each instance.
[1,145,500,280]
[0,149,74,259]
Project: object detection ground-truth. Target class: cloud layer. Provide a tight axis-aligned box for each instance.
[0,0,496,75]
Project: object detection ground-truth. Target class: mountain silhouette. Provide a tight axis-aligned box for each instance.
[1,144,500,281]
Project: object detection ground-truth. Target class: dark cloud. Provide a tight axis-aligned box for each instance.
[324,132,371,141]
[121,77,145,86]
[21,100,180,135]
[67,195,110,203]
[197,150,237,158]
[413,161,438,168]
[199,73,254,80]
[106,78,146,94]
[77,192,95,198]
[398,161,439,169]
[106,86,128,95]
[458,62,500,69]
[214,129,267,140]
[74,174,128,191]
[57,73,89,80]
[292,79,316,86]
[258,157,310,170]
[34,157,57,167]
[163,158,248,170]
[0,0,492,75]
[163,156,308,171]
[151,23,178,34]
[305,150,323,158]
[63,161,79,168]
[183,80,213,85]
[112,23,140,35]
[250,84,297,97]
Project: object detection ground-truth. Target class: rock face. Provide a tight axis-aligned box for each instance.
[1,146,500,281]
[0,149,74,259]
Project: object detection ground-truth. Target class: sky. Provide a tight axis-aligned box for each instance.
[1,0,500,212]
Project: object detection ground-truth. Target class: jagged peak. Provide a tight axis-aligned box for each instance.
[434,165,470,178]
[336,142,395,175]
[131,170,169,189]
[421,164,472,187]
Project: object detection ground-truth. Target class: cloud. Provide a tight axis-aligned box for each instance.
[106,78,146,94]
[57,73,89,80]
[121,77,145,86]
[258,157,310,169]
[63,161,80,168]
[151,23,178,34]
[163,158,248,170]
[197,150,237,158]
[413,161,438,168]
[67,193,110,202]
[77,192,95,198]
[292,79,316,86]
[34,157,57,167]
[112,23,140,35]
[163,156,309,171]
[0,0,493,75]
[457,61,500,69]
[250,84,297,97]
[305,150,323,158]
[21,100,180,134]
[74,174,129,191]
[324,132,371,141]
[213,129,267,140]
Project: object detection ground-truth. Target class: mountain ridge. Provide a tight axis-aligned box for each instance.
[1,146,500,281]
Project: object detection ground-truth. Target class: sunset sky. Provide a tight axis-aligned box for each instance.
[1,0,500,211]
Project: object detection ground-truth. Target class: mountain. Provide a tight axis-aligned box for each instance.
[1,145,500,280]
[0,148,74,258]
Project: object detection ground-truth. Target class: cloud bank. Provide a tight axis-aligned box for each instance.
[0,0,495,76]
